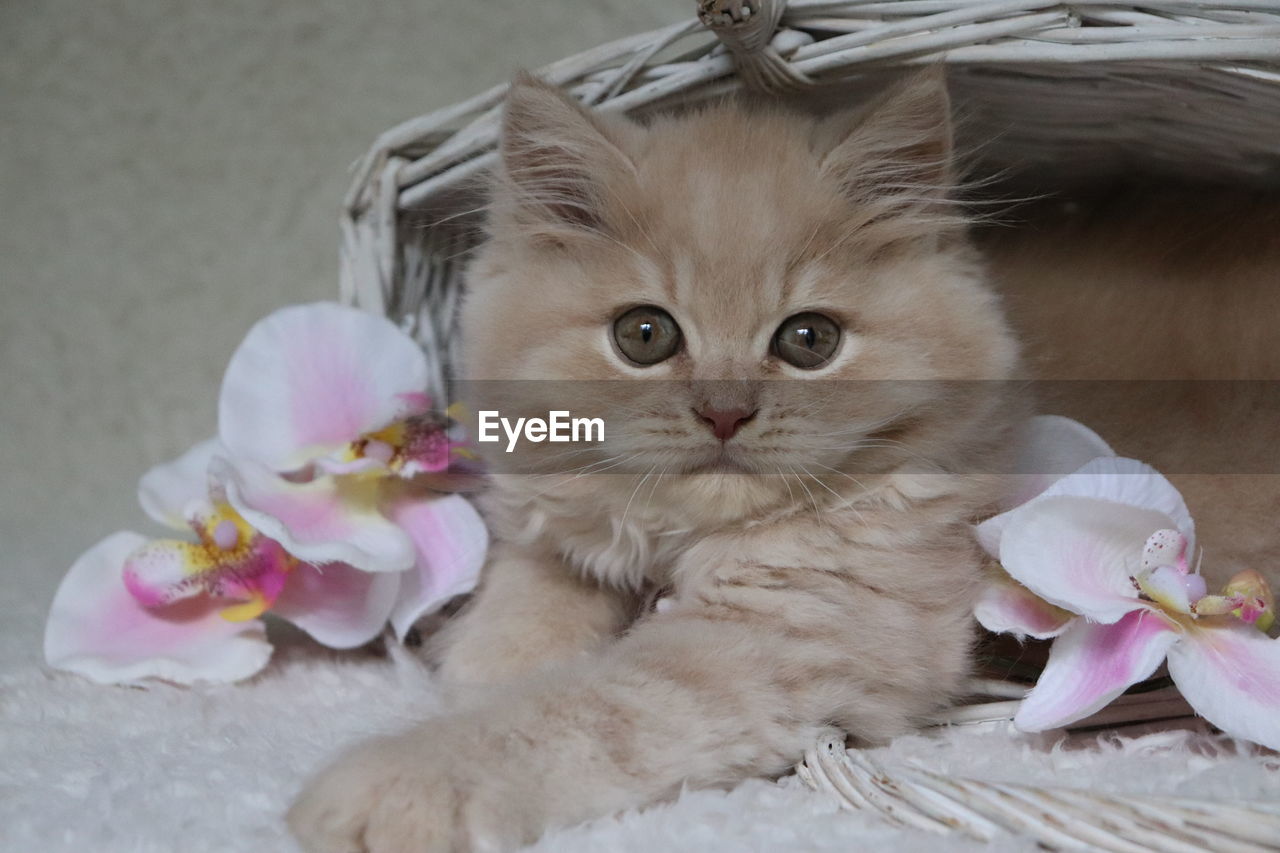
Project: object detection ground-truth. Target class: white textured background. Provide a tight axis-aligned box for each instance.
[1,0,687,673]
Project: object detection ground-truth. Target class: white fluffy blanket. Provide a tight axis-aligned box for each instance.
[4,624,1278,853]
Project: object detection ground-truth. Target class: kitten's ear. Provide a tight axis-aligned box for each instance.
[498,73,635,236]
[817,68,955,213]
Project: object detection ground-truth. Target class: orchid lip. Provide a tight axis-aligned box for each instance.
[320,412,457,480]
[122,501,297,615]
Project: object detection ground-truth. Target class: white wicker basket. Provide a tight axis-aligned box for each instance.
[339,0,1280,398]
[340,2,1280,847]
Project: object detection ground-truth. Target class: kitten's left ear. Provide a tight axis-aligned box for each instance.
[498,72,636,238]
[817,67,955,212]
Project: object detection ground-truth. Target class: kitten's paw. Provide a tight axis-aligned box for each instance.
[287,734,467,853]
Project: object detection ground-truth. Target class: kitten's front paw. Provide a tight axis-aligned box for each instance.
[287,734,471,853]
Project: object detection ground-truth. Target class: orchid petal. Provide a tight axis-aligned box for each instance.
[977,417,1115,556]
[217,303,429,470]
[999,495,1173,622]
[1167,623,1280,751]
[396,391,433,416]
[44,532,272,685]
[973,515,1008,560]
[1005,415,1116,509]
[137,438,222,529]
[312,456,388,476]
[974,575,1074,640]
[271,562,401,649]
[386,495,488,641]
[212,457,415,573]
[1031,457,1194,541]
[1015,609,1180,731]
[977,457,1192,559]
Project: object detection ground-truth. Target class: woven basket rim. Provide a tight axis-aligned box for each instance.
[337,0,1280,400]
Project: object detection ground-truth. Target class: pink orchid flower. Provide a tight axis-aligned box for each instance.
[45,437,485,686]
[209,302,474,574]
[43,303,489,686]
[974,417,1280,751]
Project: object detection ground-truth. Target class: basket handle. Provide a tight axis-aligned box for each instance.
[697,0,813,92]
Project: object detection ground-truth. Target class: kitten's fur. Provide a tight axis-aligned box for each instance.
[289,69,1022,852]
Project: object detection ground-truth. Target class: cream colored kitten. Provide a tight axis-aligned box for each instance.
[289,71,1024,852]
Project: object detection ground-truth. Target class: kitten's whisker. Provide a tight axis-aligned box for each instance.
[806,462,872,526]
[567,454,628,477]
[791,467,827,526]
[526,454,637,500]
[803,468,842,502]
[618,464,657,532]
[808,461,868,492]
[533,442,609,462]
[643,463,669,515]
[774,465,797,503]
[822,441,935,470]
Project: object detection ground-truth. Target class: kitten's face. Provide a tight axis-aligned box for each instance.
[460,73,1017,481]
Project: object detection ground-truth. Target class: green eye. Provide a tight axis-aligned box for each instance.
[613,306,682,366]
[773,312,840,369]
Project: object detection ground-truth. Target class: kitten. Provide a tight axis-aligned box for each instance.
[288,70,1023,852]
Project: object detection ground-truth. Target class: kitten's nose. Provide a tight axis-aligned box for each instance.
[695,407,757,442]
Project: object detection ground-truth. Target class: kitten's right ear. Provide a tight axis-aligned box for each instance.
[498,73,635,237]
[817,68,956,219]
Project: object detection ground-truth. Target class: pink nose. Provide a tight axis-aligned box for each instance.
[695,407,757,442]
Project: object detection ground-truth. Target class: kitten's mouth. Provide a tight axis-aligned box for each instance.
[681,445,755,474]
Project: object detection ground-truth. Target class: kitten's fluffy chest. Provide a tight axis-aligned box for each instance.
[485,469,961,591]
[486,472,797,589]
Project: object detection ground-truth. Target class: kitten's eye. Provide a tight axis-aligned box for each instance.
[613,306,682,366]
[773,312,840,369]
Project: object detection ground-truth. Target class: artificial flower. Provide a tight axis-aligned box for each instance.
[44,531,274,686]
[209,302,470,573]
[45,437,484,685]
[44,304,488,686]
[974,416,1280,750]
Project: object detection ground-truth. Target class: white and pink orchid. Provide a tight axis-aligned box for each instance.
[976,416,1280,750]
[44,303,487,686]
[211,303,473,574]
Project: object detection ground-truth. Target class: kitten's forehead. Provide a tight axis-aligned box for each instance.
[629,107,839,262]
[664,251,789,338]
[603,107,847,324]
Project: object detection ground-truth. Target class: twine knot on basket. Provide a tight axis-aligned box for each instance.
[697,0,812,92]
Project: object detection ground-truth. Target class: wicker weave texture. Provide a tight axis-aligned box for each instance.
[797,731,1280,852]
[340,0,1280,395]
